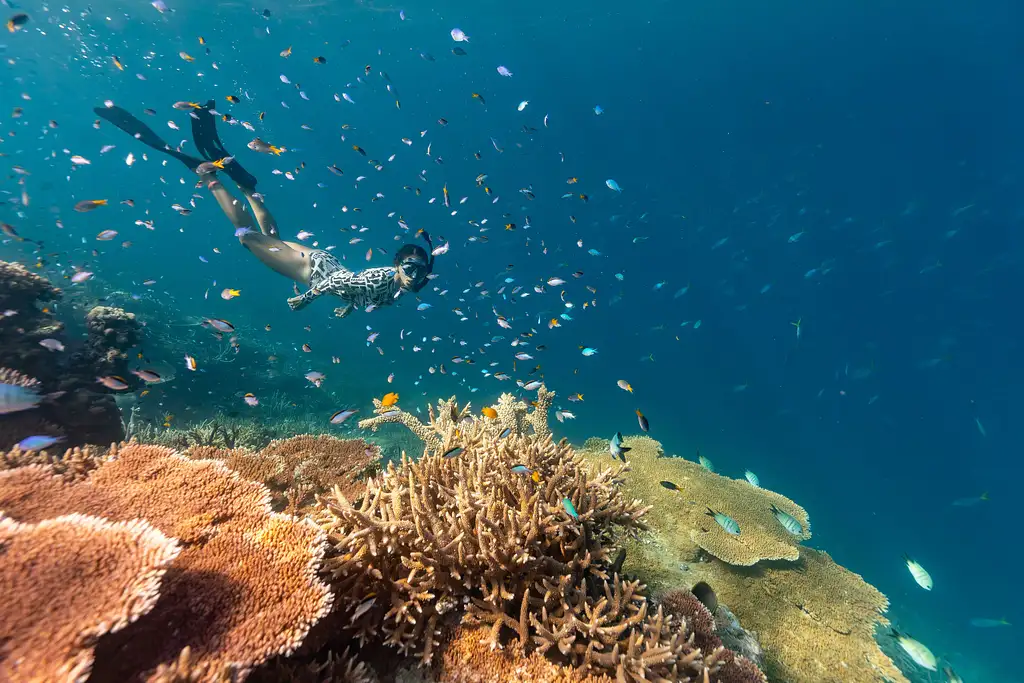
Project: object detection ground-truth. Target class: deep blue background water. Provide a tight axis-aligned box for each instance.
[2,0,1021,679]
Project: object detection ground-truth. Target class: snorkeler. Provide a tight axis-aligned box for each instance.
[93,101,434,318]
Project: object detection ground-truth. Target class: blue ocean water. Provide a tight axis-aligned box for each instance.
[2,0,1020,680]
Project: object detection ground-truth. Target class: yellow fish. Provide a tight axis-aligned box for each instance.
[481,406,498,419]
[220,288,241,300]
[381,392,399,407]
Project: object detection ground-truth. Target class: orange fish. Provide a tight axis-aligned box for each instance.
[481,406,497,419]
[381,392,399,407]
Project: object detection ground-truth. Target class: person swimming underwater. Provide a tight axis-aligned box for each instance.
[93,100,434,318]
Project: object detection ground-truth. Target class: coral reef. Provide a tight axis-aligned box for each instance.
[0,443,105,480]
[324,392,738,681]
[186,434,381,514]
[0,512,180,683]
[0,260,143,447]
[578,435,906,683]
[357,387,554,457]
[660,589,767,683]
[0,442,334,681]
[0,260,63,380]
[432,625,613,683]
[582,434,809,566]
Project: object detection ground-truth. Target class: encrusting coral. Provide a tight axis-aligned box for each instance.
[578,435,906,683]
[581,434,809,566]
[0,512,180,683]
[0,442,334,681]
[324,390,743,682]
[186,434,381,514]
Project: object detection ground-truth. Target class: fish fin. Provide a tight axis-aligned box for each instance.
[980,491,989,500]
[620,445,631,454]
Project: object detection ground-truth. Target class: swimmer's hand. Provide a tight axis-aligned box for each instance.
[287,295,308,311]
[334,304,354,318]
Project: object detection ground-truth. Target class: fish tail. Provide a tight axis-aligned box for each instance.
[96,199,109,206]
[980,491,989,500]
[620,445,631,454]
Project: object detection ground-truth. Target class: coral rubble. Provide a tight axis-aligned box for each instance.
[0,512,179,683]
[0,442,333,681]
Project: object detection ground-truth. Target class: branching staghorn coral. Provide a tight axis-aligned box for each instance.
[660,589,767,683]
[324,411,727,681]
[0,442,334,681]
[0,512,180,683]
[0,443,106,481]
[358,386,554,457]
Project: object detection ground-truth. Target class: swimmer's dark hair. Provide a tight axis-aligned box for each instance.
[395,231,435,293]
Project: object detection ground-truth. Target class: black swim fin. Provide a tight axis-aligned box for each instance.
[93,105,203,171]
[190,100,258,190]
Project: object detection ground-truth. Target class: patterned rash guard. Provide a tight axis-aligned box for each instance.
[287,250,402,315]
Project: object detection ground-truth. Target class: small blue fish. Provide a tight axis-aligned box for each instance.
[593,105,604,115]
[562,497,579,520]
[744,470,760,487]
[511,464,540,483]
[587,248,602,256]
[706,508,740,535]
[605,179,622,193]
[580,347,598,356]
[498,427,512,439]
[968,618,1011,628]
[697,451,714,472]
[609,432,630,462]
[416,303,432,311]
[17,434,62,452]
[770,504,803,536]
[443,446,464,459]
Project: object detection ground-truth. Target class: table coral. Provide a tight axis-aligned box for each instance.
[0,512,179,683]
[581,434,809,566]
[187,435,381,514]
[577,436,906,683]
[0,442,333,681]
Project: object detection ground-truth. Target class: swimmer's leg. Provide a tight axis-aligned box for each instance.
[241,188,279,237]
[238,231,311,284]
[202,175,254,229]
[199,174,308,282]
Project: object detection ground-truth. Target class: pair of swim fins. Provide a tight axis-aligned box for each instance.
[93,99,257,190]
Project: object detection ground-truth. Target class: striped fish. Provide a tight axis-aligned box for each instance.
[892,631,937,671]
[771,504,803,536]
[904,555,933,591]
[0,381,43,415]
[706,508,740,535]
